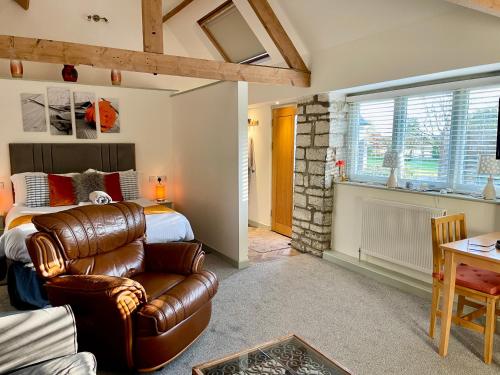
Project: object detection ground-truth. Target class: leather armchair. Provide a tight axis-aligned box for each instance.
[26,202,218,372]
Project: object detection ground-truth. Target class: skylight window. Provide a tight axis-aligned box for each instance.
[198,0,269,64]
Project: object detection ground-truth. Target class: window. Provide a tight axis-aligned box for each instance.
[347,84,500,193]
[198,1,269,64]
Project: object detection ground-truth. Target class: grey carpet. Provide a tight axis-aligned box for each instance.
[2,254,499,374]
[157,254,500,375]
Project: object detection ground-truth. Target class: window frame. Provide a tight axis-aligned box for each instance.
[197,0,270,64]
[347,83,500,193]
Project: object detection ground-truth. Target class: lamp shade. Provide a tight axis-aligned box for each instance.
[478,155,500,175]
[155,177,166,201]
[383,151,400,168]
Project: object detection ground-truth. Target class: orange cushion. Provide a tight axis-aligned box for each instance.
[435,265,500,295]
[48,174,76,207]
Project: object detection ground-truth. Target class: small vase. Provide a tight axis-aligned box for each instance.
[10,60,23,79]
[62,64,78,82]
[111,69,121,86]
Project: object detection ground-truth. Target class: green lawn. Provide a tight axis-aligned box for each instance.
[366,157,440,177]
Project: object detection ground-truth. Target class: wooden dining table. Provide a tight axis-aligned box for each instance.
[439,232,500,359]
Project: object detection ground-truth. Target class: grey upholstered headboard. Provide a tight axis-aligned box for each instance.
[9,143,136,174]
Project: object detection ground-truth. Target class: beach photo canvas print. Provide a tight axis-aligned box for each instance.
[47,87,73,135]
[20,93,47,132]
[74,91,97,139]
[99,97,120,133]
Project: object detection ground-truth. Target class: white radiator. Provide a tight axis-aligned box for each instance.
[360,199,446,273]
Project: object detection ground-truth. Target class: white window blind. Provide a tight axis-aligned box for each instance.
[347,84,500,193]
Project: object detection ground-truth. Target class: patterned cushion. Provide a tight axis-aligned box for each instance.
[25,175,49,207]
[120,171,139,200]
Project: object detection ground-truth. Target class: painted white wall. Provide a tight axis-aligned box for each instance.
[0,78,173,213]
[248,104,272,227]
[171,82,249,267]
[332,183,500,282]
[249,4,500,105]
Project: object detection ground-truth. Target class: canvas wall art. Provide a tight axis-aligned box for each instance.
[47,87,73,135]
[99,97,120,133]
[20,93,47,132]
[73,91,97,139]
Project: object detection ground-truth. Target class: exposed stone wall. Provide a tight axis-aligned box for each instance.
[291,93,347,256]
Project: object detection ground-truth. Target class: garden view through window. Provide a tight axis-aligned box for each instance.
[347,84,500,193]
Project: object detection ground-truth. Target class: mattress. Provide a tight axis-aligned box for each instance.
[0,198,194,263]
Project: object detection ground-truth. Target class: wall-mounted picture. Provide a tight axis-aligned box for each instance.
[20,93,47,132]
[47,87,73,135]
[74,91,97,139]
[99,97,120,133]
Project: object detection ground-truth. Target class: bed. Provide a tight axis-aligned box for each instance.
[0,143,194,309]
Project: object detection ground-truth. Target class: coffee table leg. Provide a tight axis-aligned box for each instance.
[439,250,457,357]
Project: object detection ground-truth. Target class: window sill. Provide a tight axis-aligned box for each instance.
[334,180,500,205]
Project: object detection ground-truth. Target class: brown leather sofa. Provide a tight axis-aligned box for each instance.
[26,202,218,372]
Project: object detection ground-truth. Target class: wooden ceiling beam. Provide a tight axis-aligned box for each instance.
[247,0,308,72]
[0,35,311,87]
[445,0,500,17]
[14,0,30,10]
[142,0,164,53]
[163,0,195,22]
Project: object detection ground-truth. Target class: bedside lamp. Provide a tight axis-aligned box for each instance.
[478,155,500,200]
[155,177,166,203]
[383,151,401,189]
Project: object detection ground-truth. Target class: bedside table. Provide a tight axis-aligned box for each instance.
[0,215,4,237]
[156,201,174,210]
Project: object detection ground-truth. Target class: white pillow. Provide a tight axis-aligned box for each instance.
[10,172,46,206]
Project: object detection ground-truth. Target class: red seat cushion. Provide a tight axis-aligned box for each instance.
[435,265,500,295]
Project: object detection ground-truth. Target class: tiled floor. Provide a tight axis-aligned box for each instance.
[247,227,300,264]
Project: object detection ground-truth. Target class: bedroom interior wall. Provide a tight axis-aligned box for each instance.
[247,104,272,228]
[0,78,174,213]
[248,4,500,105]
[171,81,249,268]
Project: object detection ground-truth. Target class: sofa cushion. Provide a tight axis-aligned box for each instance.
[32,202,146,260]
[8,352,97,375]
[132,272,185,301]
[136,270,218,336]
[435,265,500,295]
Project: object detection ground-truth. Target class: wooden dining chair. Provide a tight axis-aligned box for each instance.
[430,213,500,364]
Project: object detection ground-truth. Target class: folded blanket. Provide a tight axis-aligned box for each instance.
[89,191,112,205]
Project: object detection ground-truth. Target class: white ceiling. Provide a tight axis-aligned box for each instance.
[0,0,494,93]
[275,0,457,52]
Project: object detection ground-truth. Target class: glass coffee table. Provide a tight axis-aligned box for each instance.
[192,334,352,374]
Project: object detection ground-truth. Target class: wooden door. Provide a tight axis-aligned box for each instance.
[272,106,296,237]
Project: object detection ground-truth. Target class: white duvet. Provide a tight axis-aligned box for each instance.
[0,198,194,263]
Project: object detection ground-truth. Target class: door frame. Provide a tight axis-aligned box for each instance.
[271,105,296,237]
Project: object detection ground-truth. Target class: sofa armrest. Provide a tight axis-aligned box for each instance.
[144,242,205,275]
[0,305,77,374]
[46,275,146,312]
[27,232,66,279]
[46,275,146,369]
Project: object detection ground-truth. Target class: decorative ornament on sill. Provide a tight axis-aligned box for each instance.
[383,151,401,189]
[62,65,78,82]
[335,160,348,182]
[477,154,500,200]
[10,60,23,79]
